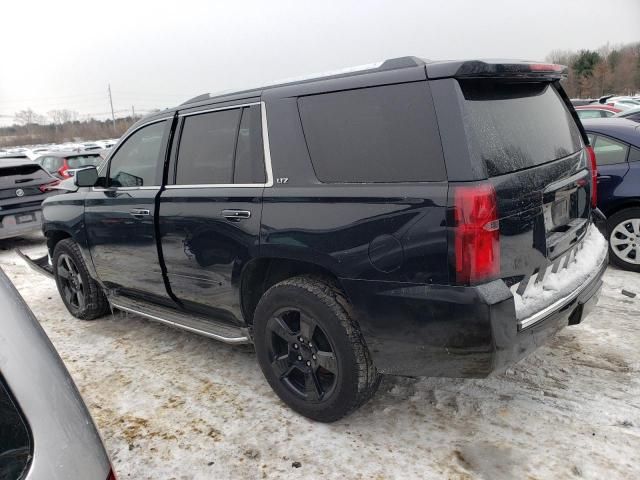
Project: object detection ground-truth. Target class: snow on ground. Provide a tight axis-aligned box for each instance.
[1,233,639,480]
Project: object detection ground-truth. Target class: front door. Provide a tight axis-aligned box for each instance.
[85,118,173,304]
[159,103,267,323]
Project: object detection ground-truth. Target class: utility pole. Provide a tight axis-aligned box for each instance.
[108,84,116,130]
[132,105,135,118]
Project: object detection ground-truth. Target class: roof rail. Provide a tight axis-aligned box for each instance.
[180,93,210,106]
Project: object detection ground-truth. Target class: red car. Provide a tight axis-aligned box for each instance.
[575,104,622,119]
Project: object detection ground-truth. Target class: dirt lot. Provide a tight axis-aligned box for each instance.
[1,233,639,480]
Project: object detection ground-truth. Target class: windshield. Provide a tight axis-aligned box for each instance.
[460,80,583,176]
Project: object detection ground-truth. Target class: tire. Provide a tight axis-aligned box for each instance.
[53,239,110,319]
[607,208,640,272]
[253,276,381,422]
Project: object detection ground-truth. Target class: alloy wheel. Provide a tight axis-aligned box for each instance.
[265,307,338,402]
[57,253,86,309]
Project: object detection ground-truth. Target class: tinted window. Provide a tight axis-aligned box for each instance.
[0,378,31,479]
[234,106,266,184]
[602,110,615,117]
[67,155,101,169]
[460,81,583,176]
[593,136,629,165]
[109,121,166,187]
[176,109,241,185]
[577,110,602,119]
[298,82,446,183]
[629,147,640,162]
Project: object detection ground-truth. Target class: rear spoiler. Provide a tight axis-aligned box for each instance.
[426,60,568,80]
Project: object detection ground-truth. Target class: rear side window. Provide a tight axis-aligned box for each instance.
[0,164,51,188]
[298,82,446,183]
[629,147,640,162]
[0,378,31,479]
[234,106,266,184]
[593,136,629,165]
[175,106,266,185]
[459,81,583,176]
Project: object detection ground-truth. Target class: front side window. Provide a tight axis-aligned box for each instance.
[108,121,166,187]
[593,136,629,165]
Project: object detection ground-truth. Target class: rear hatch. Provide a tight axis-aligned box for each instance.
[440,64,607,327]
[0,161,58,212]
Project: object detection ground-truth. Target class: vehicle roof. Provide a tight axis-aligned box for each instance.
[135,56,567,127]
[581,118,640,147]
[615,106,640,117]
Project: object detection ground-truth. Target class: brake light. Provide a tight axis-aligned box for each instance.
[39,179,60,192]
[58,159,70,179]
[107,468,117,480]
[587,146,597,207]
[529,63,564,72]
[454,184,500,284]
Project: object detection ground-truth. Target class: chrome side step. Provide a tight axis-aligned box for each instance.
[109,295,251,344]
[15,250,54,279]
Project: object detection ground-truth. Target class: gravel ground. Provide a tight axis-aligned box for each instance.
[1,233,639,480]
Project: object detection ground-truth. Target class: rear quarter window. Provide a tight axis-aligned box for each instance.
[459,81,583,176]
[297,82,446,183]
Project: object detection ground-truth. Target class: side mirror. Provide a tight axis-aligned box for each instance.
[74,166,99,187]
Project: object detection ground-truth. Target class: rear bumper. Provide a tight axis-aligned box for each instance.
[342,251,607,378]
[0,209,42,239]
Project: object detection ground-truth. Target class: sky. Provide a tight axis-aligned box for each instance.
[1,0,639,126]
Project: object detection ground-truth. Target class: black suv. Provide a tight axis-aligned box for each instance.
[35,57,608,421]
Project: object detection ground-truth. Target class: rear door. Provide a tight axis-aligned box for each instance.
[84,118,172,304]
[588,133,630,209]
[158,102,267,323]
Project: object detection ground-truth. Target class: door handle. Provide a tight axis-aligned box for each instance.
[597,175,612,181]
[222,209,251,221]
[130,208,150,217]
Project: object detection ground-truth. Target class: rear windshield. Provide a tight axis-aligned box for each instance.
[459,81,583,176]
[67,155,101,169]
[0,164,51,188]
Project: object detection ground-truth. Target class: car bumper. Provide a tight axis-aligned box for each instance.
[0,210,42,240]
[341,252,607,378]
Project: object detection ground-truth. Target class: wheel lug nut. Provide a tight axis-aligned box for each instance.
[312,355,316,360]
[297,355,302,361]
[293,344,299,349]
[308,343,313,347]
[299,337,304,343]
[306,361,311,366]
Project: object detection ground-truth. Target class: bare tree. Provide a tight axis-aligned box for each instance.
[48,109,78,125]
[14,108,38,126]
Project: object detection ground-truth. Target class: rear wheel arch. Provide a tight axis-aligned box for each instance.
[45,230,72,257]
[240,257,345,326]
[601,198,640,218]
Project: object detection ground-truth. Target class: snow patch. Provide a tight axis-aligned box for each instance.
[513,224,608,320]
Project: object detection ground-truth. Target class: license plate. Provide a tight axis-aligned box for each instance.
[552,198,569,224]
[16,213,36,224]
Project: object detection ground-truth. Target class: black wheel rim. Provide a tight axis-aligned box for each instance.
[57,253,85,310]
[266,308,338,402]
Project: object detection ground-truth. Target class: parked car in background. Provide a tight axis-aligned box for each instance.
[27,58,607,422]
[614,106,640,122]
[34,151,104,179]
[0,158,58,239]
[575,104,621,119]
[0,268,114,480]
[570,98,597,107]
[582,118,640,271]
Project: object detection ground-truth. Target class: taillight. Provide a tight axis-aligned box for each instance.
[587,146,597,208]
[529,63,564,72]
[107,468,117,480]
[454,184,500,284]
[39,179,60,192]
[58,159,70,179]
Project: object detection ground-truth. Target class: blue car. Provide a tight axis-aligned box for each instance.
[583,118,640,271]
